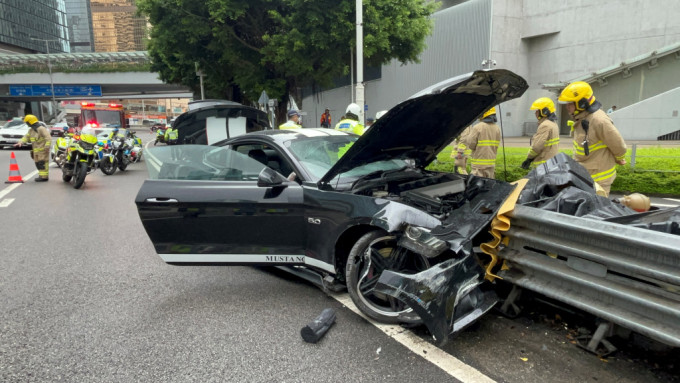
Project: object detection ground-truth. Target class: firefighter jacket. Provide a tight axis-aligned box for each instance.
[527,117,560,166]
[463,120,500,168]
[279,120,302,130]
[335,119,364,135]
[451,126,472,158]
[21,124,51,160]
[572,108,626,187]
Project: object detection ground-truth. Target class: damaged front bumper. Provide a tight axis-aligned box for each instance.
[375,253,497,345]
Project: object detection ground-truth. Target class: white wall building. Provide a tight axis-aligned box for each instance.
[301,0,680,140]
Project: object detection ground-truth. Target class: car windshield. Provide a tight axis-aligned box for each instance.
[145,145,269,181]
[2,119,25,129]
[82,110,122,127]
[285,135,409,183]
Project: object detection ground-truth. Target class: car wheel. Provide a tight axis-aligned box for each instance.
[346,231,428,324]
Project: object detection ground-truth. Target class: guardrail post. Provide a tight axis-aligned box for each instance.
[630,143,637,172]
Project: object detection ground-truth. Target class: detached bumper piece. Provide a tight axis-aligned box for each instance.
[374,253,497,346]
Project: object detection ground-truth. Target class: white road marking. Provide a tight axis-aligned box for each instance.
[654,203,679,208]
[664,198,680,203]
[0,198,15,207]
[330,293,495,383]
[0,170,38,199]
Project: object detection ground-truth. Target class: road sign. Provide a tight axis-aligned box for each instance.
[9,84,103,97]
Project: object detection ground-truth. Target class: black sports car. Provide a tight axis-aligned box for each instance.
[135,69,529,344]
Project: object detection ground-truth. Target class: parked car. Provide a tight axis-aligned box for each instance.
[135,69,529,344]
[150,123,166,132]
[50,122,70,137]
[0,118,39,148]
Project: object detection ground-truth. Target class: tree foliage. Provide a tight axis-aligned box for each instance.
[137,0,438,119]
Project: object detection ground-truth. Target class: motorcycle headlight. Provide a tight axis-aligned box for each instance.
[398,225,449,258]
[80,141,95,150]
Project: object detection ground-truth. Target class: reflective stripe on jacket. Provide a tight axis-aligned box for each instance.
[334,119,364,135]
[21,125,51,153]
[451,126,472,158]
[165,128,178,139]
[572,109,627,186]
[463,121,500,168]
[527,118,560,166]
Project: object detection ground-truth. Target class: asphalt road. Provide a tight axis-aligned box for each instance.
[0,132,678,382]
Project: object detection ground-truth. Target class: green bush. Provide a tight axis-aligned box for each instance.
[428,146,680,196]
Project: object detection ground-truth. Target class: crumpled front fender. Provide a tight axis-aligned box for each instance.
[374,252,497,345]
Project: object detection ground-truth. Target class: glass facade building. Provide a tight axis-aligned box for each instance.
[0,0,70,53]
[91,0,147,52]
[64,0,94,52]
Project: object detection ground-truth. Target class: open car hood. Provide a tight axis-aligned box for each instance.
[318,69,528,185]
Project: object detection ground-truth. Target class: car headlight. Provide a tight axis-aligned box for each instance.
[398,225,449,258]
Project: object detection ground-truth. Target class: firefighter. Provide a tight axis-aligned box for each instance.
[558,81,626,196]
[521,97,560,169]
[450,126,472,175]
[334,103,365,135]
[14,114,51,182]
[164,125,178,144]
[463,107,501,178]
[279,109,302,130]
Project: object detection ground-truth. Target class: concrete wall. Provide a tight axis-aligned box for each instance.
[608,86,680,140]
[301,0,492,127]
[511,0,680,137]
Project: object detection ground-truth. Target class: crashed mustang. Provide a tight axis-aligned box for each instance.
[135,69,529,344]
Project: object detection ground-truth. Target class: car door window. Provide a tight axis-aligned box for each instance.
[231,143,295,179]
[145,145,267,181]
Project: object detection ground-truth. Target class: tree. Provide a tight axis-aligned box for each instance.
[137,0,439,123]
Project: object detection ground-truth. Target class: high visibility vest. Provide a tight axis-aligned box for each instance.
[335,119,364,135]
[279,120,301,130]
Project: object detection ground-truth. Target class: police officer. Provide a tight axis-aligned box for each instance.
[164,125,178,144]
[463,107,501,178]
[14,115,51,182]
[558,81,626,196]
[108,126,126,140]
[521,97,560,169]
[279,109,302,130]
[334,103,365,135]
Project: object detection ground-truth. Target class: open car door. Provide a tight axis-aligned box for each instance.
[135,145,306,267]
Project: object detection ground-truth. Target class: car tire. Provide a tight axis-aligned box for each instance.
[345,230,426,324]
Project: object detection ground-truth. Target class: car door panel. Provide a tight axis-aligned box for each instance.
[136,179,306,265]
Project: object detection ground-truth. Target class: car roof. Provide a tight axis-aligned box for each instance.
[217,128,351,146]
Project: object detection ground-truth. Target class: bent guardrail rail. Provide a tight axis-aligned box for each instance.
[497,205,680,349]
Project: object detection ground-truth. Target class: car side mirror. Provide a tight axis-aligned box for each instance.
[257,167,288,188]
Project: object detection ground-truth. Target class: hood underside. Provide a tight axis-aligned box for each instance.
[318,69,528,185]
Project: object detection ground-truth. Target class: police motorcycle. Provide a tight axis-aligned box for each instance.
[109,129,132,171]
[153,127,167,146]
[61,128,99,189]
[95,138,117,176]
[127,131,144,163]
[51,126,73,168]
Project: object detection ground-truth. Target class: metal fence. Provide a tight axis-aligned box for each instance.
[496,205,680,352]
[630,143,680,173]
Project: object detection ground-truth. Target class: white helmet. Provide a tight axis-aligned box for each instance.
[375,110,388,120]
[346,103,361,116]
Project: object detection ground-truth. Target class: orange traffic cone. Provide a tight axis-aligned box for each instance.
[5,152,24,183]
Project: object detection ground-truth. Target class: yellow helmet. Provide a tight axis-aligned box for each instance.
[481,107,496,119]
[558,81,595,112]
[530,97,556,119]
[24,114,39,125]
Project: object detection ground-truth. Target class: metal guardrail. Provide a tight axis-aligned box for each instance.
[497,205,680,349]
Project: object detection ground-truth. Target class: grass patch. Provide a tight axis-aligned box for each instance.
[428,146,680,196]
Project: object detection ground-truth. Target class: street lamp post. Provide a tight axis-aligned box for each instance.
[30,38,59,121]
[355,0,364,125]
